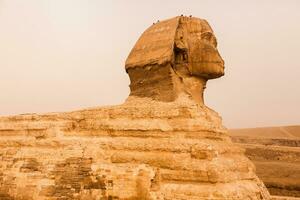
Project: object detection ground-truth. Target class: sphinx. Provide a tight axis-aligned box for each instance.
[0,16,270,200]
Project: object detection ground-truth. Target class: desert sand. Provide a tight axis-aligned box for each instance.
[230,126,300,197]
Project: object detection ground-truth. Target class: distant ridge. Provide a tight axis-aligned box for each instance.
[230,125,300,139]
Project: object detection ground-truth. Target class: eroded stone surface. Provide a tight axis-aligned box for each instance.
[0,16,271,200]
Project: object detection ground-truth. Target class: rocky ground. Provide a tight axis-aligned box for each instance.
[230,126,300,198]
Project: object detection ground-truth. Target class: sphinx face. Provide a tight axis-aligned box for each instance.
[174,19,225,79]
[188,31,225,79]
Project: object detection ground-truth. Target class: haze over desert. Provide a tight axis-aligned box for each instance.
[0,0,299,128]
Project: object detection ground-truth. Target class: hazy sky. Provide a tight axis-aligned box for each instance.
[0,0,299,128]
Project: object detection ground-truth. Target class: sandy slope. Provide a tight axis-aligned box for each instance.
[230,126,300,139]
[229,126,300,197]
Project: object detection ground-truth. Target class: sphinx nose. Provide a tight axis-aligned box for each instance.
[221,58,225,66]
[216,50,225,66]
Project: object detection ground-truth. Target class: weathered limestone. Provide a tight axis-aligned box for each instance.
[0,16,270,200]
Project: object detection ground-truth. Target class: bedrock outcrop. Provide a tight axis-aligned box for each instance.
[0,16,270,200]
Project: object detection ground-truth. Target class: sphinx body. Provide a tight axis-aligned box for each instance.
[0,16,270,200]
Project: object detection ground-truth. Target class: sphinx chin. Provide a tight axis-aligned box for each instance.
[191,62,225,79]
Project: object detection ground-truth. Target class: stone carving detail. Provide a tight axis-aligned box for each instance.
[126,16,224,104]
[0,16,271,200]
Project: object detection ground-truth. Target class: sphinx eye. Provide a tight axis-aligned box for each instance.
[201,32,212,41]
[201,32,217,47]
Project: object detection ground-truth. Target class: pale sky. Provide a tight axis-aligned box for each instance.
[0,0,299,128]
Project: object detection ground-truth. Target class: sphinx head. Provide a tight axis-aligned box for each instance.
[125,16,224,104]
[173,17,224,79]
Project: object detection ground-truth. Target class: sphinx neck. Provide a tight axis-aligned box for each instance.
[126,63,207,105]
[180,75,207,105]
